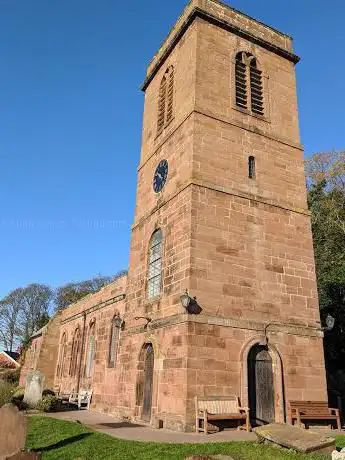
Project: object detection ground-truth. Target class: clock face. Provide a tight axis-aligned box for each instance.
[153,160,168,193]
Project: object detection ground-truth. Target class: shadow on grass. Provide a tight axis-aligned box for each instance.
[33,433,91,452]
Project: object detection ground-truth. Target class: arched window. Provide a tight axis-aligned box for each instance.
[109,316,122,368]
[157,66,174,135]
[147,229,163,299]
[85,322,96,378]
[235,52,264,116]
[57,333,67,377]
[69,327,81,377]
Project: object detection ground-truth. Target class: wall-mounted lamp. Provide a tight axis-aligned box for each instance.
[134,316,152,328]
[180,289,202,315]
[259,316,336,347]
[323,314,335,332]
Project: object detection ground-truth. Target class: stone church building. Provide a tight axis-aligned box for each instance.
[21,0,328,431]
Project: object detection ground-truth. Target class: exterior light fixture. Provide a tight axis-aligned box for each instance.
[259,316,336,348]
[180,290,191,309]
[134,316,152,328]
[180,289,202,315]
[323,314,335,332]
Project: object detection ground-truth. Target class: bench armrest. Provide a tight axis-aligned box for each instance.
[239,407,250,413]
[330,408,340,416]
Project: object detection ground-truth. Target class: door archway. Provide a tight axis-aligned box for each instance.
[141,343,154,421]
[248,344,275,426]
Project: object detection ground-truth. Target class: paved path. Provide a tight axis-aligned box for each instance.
[45,410,257,443]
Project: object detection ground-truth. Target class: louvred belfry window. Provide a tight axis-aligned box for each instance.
[157,66,174,135]
[250,59,264,116]
[235,53,248,110]
[235,52,264,117]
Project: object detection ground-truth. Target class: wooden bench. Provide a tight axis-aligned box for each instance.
[68,390,93,410]
[195,396,251,434]
[288,401,341,430]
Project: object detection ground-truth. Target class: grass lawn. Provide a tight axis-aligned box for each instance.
[26,416,344,460]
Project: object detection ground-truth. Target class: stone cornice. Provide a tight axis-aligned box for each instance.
[122,312,323,338]
[132,178,310,231]
[141,7,299,92]
[60,294,126,325]
[138,109,303,174]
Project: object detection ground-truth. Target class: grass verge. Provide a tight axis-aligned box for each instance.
[26,416,342,460]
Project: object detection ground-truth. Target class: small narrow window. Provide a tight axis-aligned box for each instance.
[147,229,163,299]
[249,156,256,179]
[109,316,122,368]
[85,322,96,378]
[157,66,174,135]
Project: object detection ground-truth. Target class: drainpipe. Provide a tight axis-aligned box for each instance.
[76,312,87,394]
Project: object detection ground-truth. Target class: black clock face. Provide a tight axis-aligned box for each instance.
[153,160,168,193]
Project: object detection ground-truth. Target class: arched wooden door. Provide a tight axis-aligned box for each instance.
[142,344,154,421]
[248,345,275,426]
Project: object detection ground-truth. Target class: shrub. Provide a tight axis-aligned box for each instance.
[1,368,20,385]
[0,381,14,407]
[42,388,55,397]
[36,395,58,413]
[11,386,25,408]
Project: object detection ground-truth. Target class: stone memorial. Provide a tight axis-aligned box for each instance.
[254,423,336,456]
[0,404,28,460]
[332,448,345,460]
[185,457,234,460]
[23,370,44,407]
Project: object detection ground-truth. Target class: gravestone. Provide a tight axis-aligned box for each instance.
[185,457,235,460]
[185,456,235,460]
[24,371,44,407]
[332,448,345,460]
[254,423,336,456]
[0,404,28,460]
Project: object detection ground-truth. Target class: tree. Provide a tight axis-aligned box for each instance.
[306,151,345,387]
[54,271,127,311]
[0,284,53,350]
[0,289,24,352]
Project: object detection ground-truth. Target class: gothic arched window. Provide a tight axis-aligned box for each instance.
[235,52,264,116]
[108,316,122,368]
[69,327,81,377]
[85,322,96,378]
[157,66,174,135]
[147,229,163,299]
[57,332,67,377]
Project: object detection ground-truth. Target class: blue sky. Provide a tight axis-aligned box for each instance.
[0,0,344,299]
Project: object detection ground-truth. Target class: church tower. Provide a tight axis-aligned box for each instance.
[121,0,328,431]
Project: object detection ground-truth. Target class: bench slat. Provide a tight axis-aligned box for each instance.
[195,395,250,434]
[288,400,341,430]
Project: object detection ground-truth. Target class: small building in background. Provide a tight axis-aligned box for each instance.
[0,351,20,370]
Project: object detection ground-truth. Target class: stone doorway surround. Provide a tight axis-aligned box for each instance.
[240,336,285,424]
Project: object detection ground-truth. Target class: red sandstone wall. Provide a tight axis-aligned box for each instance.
[54,276,127,396]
